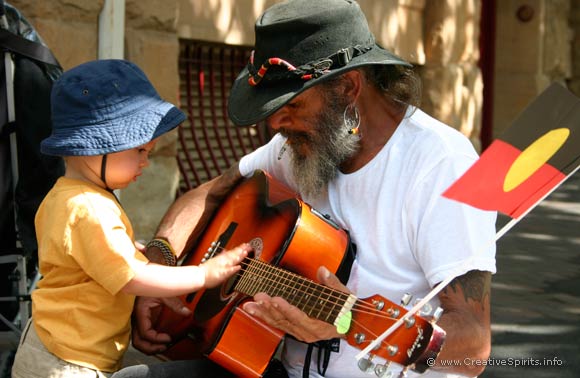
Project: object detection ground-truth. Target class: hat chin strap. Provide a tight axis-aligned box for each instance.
[100,154,113,192]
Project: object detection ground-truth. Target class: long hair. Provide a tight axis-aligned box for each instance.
[362,64,422,112]
[319,65,422,114]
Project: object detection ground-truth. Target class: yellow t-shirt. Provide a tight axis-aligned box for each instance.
[32,177,148,372]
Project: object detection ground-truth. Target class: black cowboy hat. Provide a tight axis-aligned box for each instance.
[227,0,411,126]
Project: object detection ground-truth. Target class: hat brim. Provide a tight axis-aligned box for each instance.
[41,100,186,156]
[228,44,411,126]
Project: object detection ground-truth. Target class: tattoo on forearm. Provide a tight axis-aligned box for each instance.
[446,270,491,304]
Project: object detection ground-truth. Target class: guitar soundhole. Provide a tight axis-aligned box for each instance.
[194,286,236,323]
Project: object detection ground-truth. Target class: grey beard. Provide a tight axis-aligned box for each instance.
[289,108,360,199]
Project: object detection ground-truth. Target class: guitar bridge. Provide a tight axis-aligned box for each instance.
[202,222,239,262]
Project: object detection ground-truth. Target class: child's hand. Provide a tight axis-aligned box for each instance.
[201,243,251,288]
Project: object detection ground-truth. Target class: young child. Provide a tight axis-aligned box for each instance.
[11,59,250,378]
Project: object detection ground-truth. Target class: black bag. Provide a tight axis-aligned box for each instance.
[0,1,64,325]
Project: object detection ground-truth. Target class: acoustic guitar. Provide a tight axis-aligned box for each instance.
[155,170,445,377]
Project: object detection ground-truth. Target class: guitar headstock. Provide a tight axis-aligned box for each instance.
[345,294,446,375]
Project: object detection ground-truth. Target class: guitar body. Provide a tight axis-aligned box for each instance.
[156,170,353,377]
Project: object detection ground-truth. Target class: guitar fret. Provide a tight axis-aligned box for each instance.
[265,262,281,297]
[237,260,265,295]
[234,258,351,325]
[295,274,308,306]
[324,286,336,322]
[302,280,321,317]
[234,261,253,295]
[272,266,285,298]
[248,260,264,294]
[330,292,351,322]
[286,269,300,306]
[253,260,274,295]
[314,285,328,320]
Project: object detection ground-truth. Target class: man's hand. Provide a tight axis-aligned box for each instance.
[242,266,349,343]
[131,296,191,354]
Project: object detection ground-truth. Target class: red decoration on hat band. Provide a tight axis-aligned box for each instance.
[247,50,330,86]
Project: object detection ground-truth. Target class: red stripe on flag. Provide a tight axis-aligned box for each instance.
[443,140,567,218]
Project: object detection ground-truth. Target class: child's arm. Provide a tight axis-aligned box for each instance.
[121,243,250,297]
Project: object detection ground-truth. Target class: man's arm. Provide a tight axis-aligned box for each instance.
[432,270,492,377]
[146,163,243,260]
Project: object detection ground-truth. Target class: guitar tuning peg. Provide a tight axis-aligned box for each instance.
[432,306,444,322]
[404,317,416,328]
[374,362,390,377]
[412,298,433,316]
[357,356,375,372]
[372,298,385,310]
[400,293,412,306]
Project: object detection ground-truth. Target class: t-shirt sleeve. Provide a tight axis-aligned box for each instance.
[67,195,145,295]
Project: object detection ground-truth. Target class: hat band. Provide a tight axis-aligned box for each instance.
[247,45,373,86]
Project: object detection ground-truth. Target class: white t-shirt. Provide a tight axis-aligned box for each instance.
[239,107,497,378]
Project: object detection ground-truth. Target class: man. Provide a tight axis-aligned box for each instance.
[132,1,496,377]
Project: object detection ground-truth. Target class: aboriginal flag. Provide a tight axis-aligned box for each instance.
[443,83,580,219]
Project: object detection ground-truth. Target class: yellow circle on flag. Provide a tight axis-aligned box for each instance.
[503,128,570,192]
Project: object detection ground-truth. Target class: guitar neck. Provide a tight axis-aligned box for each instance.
[234,258,353,325]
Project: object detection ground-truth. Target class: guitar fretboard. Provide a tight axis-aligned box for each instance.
[235,258,352,325]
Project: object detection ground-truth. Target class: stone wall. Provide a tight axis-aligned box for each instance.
[420,0,483,151]
[175,0,425,64]
[10,0,103,69]
[492,0,572,137]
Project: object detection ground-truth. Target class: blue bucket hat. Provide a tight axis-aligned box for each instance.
[41,59,186,156]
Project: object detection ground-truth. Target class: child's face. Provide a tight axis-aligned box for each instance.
[105,139,158,189]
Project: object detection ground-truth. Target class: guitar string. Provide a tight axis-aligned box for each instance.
[234,257,403,321]
[238,259,411,353]
[238,257,370,311]
[238,259,353,322]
